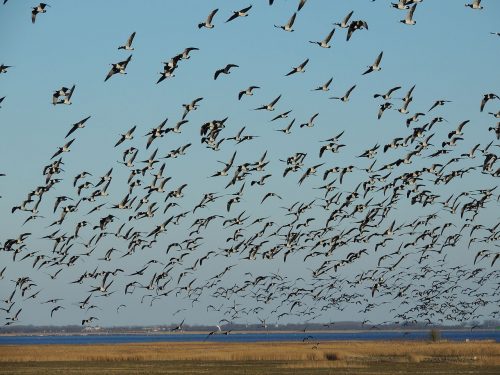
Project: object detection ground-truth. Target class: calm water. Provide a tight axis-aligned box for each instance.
[0,330,498,345]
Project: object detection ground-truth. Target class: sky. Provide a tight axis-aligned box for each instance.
[0,0,499,328]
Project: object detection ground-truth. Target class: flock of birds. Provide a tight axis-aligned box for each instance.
[0,0,499,334]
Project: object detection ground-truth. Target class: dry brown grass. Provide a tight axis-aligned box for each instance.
[0,340,498,367]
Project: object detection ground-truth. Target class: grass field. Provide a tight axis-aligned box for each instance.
[0,340,499,374]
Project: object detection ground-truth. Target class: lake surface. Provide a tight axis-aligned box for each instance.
[0,330,498,345]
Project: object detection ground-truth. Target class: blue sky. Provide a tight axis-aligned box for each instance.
[0,1,499,327]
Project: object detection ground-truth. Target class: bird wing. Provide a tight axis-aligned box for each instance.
[105,66,116,82]
[127,32,136,47]
[324,28,335,43]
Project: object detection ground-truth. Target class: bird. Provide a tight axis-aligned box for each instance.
[275,12,296,32]
[0,96,5,108]
[285,58,309,76]
[362,52,383,75]
[480,93,499,112]
[312,77,333,92]
[214,64,239,80]
[0,64,12,74]
[105,55,132,82]
[347,20,368,41]
[401,4,417,25]
[52,85,75,105]
[226,5,252,23]
[182,97,203,118]
[255,95,282,111]
[299,113,319,128]
[118,32,136,50]
[334,10,353,29]
[238,86,260,100]
[428,100,451,112]
[330,85,356,102]
[465,0,483,9]
[198,9,218,29]
[374,86,401,100]
[276,119,295,134]
[66,116,91,138]
[115,125,137,147]
[378,102,392,119]
[32,3,50,24]
[51,139,75,159]
[309,28,335,48]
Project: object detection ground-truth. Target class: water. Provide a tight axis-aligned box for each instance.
[0,330,498,345]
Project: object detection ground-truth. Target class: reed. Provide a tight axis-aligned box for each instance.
[0,340,498,365]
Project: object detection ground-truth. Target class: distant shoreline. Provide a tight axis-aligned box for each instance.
[1,328,498,337]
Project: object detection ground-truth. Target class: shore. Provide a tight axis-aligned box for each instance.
[0,340,498,374]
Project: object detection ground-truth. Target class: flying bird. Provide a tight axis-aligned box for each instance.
[118,32,136,50]
[285,58,309,76]
[401,4,417,25]
[275,12,296,32]
[214,64,239,80]
[238,86,260,100]
[330,85,356,102]
[198,8,218,29]
[32,3,50,24]
[309,28,335,48]
[115,125,137,147]
[362,51,383,75]
[105,54,132,82]
[226,5,252,23]
[66,116,91,138]
[465,0,483,9]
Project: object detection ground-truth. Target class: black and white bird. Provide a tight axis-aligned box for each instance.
[309,28,335,48]
[275,12,296,32]
[0,64,11,74]
[285,58,309,76]
[198,9,218,29]
[66,116,91,138]
[118,32,136,50]
[255,95,282,111]
[465,0,483,9]
[32,3,49,24]
[347,20,368,41]
[105,55,132,82]
[362,52,383,75]
[238,86,260,100]
[374,86,401,100]
[115,125,137,147]
[226,5,252,23]
[401,4,417,25]
[330,85,356,102]
[312,77,333,92]
[480,93,499,112]
[334,10,353,29]
[214,64,239,80]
